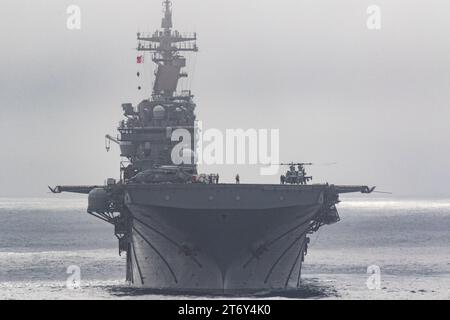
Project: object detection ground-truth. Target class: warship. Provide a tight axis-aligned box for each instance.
[50,1,374,294]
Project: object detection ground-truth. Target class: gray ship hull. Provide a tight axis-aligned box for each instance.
[124,184,327,294]
[51,182,371,293]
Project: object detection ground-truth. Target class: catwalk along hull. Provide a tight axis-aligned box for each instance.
[124,184,329,294]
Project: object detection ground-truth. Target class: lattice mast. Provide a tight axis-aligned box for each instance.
[137,0,198,99]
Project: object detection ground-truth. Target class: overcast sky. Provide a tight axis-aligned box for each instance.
[0,0,449,197]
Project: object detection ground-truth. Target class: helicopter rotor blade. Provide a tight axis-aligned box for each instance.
[275,162,337,167]
[317,162,338,166]
[373,191,393,194]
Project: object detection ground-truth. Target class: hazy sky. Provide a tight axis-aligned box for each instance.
[0,0,449,197]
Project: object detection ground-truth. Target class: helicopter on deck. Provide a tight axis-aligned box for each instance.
[280,162,313,185]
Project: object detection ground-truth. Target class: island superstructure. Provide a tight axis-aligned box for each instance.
[50,1,374,294]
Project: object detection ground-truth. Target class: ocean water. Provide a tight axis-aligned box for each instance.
[0,196,449,300]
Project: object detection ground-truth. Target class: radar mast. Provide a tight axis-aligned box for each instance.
[137,0,198,99]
